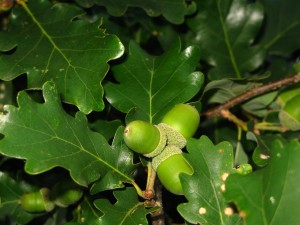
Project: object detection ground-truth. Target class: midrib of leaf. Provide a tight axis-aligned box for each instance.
[119,202,144,225]
[58,121,135,183]
[264,21,300,50]
[217,0,241,79]
[19,1,96,104]
[5,106,134,184]
[266,149,289,225]
[200,148,225,224]
[19,1,71,67]
[210,180,224,224]
[237,175,268,225]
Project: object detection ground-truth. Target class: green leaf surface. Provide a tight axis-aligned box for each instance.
[41,208,69,225]
[0,172,37,225]
[260,0,300,56]
[0,82,136,189]
[0,0,124,114]
[242,91,278,117]
[186,0,265,79]
[104,40,204,124]
[234,141,248,166]
[65,197,103,225]
[246,132,274,167]
[89,119,123,141]
[203,78,261,104]
[0,80,14,112]
[94,187,157,225]
[225,139,300,225]
[77,0,189,24]
[178,136,242,225]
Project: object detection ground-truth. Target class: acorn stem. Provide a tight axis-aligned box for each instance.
[131,180,145,199]
[254,122,288,132]
[145,162,156,199]
[220,109,248,131]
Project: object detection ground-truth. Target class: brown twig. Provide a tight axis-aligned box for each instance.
[202,73,300,118]
[150,180,165,225]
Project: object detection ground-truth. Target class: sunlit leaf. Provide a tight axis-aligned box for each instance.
[225,139,300,225]
[0,82,136,190]
[186,0,265,79]
[94,187,158,225]
[105,40,204,124]
[178,136,242,224]
[0,0,124,114]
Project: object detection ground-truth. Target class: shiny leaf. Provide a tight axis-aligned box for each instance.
[76,0,189,24]
[0,0,124,114]
[94,187,157,225]
[260,0,300,56]
[225,139,300,225]
[187,0,265,79]
[105,40,204,124]
[0,82,136,189]
[178,136,242,225]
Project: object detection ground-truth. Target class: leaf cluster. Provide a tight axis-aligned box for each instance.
[0,0,299,224]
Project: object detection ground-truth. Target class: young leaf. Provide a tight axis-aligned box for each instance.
[186,0,265,79]
[0,172,37,225]
[94,187,157,225]
[178,136,242,225]
[0,82,136,190]
[104,40,204,124]
[225,139,300,225]
[0,0,124,114]
[84,0,189,24]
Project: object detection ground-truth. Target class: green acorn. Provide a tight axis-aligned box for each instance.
[20,188,55,213]
[161,104,200,139]
[123,120,167,157]
[152,145,193,195]
[51,180,83,207]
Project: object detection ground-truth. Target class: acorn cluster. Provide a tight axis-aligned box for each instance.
[20,179,83,213]
[123,104,200,195]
